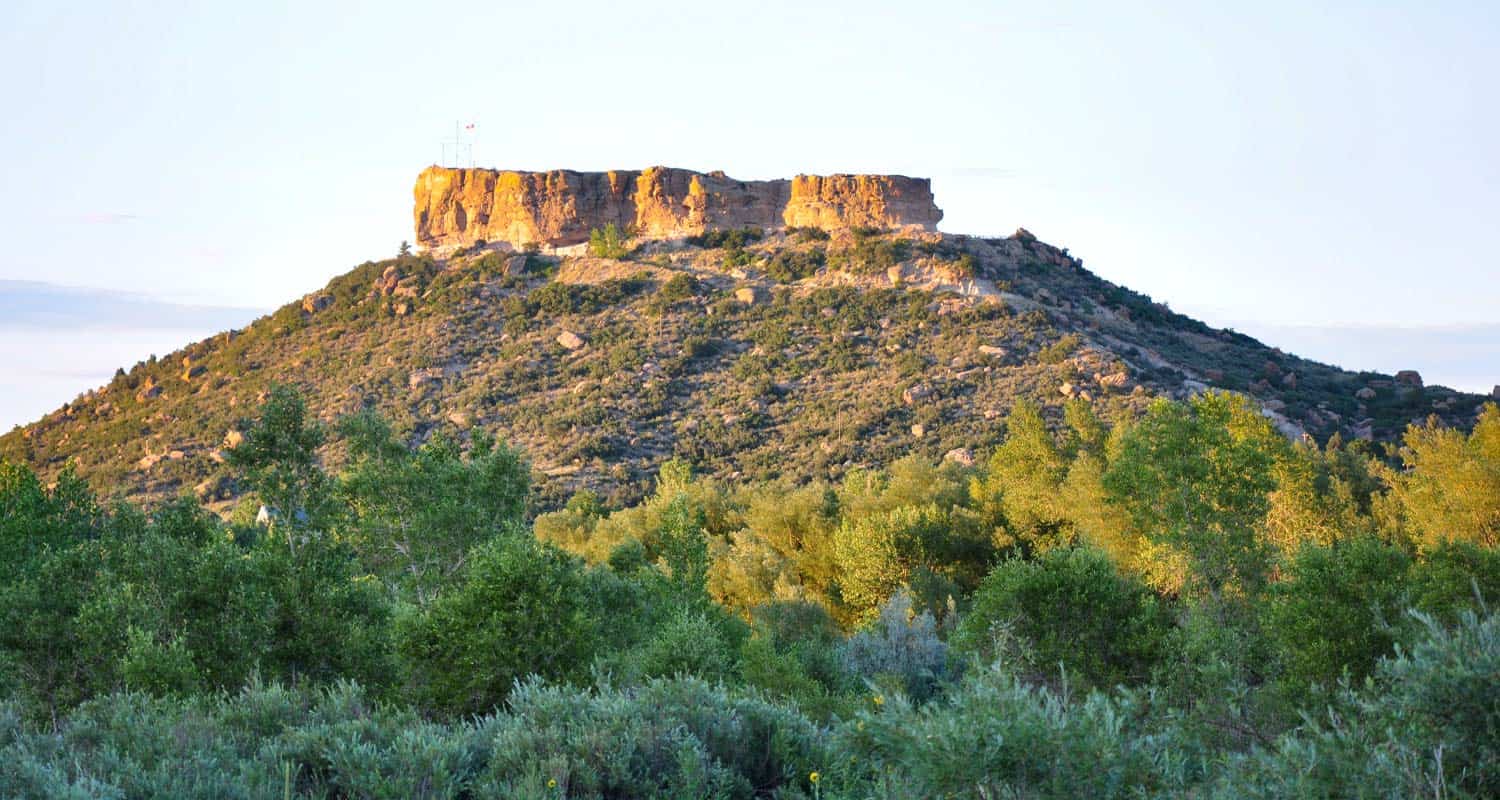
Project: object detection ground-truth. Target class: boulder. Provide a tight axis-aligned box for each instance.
[1395,370,1423,387]
[135,377,161,402]
[943,447,976,467]
[902,383,934,405]
[1355,387,1376,400]
[734,287,766,305]
[408,367,444,389]
[557,330,587,350]
[1097,371,1129,389]
[977,344,1008,358]
[373,266,401,295]
[301,294,333,313]
[223,429,245,449]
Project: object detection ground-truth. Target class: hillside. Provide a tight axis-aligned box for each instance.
[2,169,1488,509]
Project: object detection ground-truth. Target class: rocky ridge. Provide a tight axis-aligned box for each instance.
[413,166,942,251]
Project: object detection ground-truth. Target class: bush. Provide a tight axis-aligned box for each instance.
[398,536,598,715]
[953,547,1171,688]
[1217,609,1500,799]
[767,248,825,283]
[587,224,632,259]
[1262,535,1411,695]
[840,591,956,703]
[688,227,763,250]
[836,665,1197,799]
[828,236,911,276]
[1407,539,1500,622]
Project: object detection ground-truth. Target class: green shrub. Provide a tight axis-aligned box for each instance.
[1262,535,1411,695]
[836,665,1197,799]
[398,536,597,715]
[1407,539,1500,621]
[767,248,825,283]
[953,547,1171,688]
[587,224,632,259]
[1216,609,1500,799]
[688,227,763,250]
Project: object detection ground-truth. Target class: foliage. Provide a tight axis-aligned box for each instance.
[953,547,1171,688]
[338,413,529,601]
[227,383,330,550]
[1262,535,1412,697]
[840,591,956,703]
[586,223,632,259]
[1104,392,1287,595]
[398,536,597,715]
[1381,402,1500,548]
[3,382,1500,797]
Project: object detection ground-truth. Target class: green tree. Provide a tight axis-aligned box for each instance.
[1103,392,1287,597]
[1381,402,1500,548]
[398,536,598,715]
[587,223,632,259]
[338,411,530,601]
[658,495,711,603]
[1262,535,1412,697]
[227,384,329,554]
[970,400,1073,554]
[953,547,1171,688]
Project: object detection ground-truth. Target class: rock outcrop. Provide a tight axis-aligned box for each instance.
[414,166,942,250]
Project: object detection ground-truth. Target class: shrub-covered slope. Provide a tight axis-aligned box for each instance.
[2,227,1485,508]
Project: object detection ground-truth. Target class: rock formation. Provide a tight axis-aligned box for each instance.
[413,166,942,250]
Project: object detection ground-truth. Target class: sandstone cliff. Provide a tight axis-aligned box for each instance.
[413,166,942,250]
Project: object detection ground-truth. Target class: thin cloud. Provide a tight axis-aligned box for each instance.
[75,212,142,224]
[0,280,264,331]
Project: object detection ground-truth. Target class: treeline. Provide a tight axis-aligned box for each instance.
[1,388,1497,798]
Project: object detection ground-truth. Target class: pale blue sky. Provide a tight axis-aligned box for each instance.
[1,1,1496,428]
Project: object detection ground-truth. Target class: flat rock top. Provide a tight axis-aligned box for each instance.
[414,166,942,250]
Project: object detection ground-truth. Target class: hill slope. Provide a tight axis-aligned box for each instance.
[2,225,1486,508]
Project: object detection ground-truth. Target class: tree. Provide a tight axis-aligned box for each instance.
[657,495,711,603]
[1262,535,1412,697]
[970,400,1073,554]
[227,385,328,554]
[833,505,948,624]
[953,547,1171,688]
[398,240,412,257]
[1381,403,1500,549]
[338,411,530,601]
[398,536,597,715]
[587,224,631,259]
[1103,392,1287,597]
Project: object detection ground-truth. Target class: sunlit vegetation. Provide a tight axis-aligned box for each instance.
[2,386,1496,797]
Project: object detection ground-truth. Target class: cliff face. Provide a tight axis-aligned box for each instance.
[413,166,942,250]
